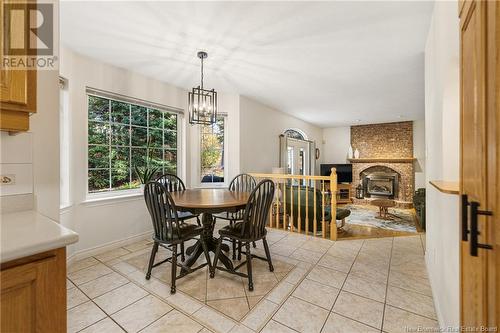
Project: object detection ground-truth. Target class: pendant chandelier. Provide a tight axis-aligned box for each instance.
[188,51,218,125]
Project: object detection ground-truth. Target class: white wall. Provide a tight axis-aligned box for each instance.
[239,96,323,174]
[424,1,460,328]
[413,119,426,189]
[322,126,351,164]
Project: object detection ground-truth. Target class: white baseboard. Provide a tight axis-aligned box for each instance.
[67,230,153,265]
[425,252,446,328]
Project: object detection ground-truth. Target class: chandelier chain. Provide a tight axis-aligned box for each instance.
[200,57,204,89]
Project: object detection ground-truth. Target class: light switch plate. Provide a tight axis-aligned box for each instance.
[1,174,16,185]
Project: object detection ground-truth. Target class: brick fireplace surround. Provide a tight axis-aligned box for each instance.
[349,121,415,208]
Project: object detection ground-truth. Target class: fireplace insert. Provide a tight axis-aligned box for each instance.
[362,171,398,199]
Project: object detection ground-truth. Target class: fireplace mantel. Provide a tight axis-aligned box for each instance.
[348,158,416,163]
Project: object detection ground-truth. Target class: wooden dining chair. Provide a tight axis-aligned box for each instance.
[143,181,211,294]
[156,173,201,227]
[213,174,257,259]
[210,179,275,291]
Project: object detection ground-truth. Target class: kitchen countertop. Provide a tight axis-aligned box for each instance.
[1,210,79,264]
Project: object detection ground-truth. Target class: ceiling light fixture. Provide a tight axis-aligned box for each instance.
[188,51,217,125]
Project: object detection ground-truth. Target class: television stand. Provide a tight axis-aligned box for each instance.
[336,183,352,204]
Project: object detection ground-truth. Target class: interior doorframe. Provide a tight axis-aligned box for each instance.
[279,134,316,176]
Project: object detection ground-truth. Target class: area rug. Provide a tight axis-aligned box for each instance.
[343,204,417,233]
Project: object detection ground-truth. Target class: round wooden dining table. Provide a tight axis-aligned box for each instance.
[169,188,250,272]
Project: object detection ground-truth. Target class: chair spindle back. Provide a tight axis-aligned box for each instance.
[241,179,275,240]
[144,181,181,242]
[229,174,256,193]
[156,173,186,192]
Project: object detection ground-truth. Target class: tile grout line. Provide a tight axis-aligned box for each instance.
[257,239,336,332]
[136,306,195,333]
[238,258,296,321]
[318,239,365,333]
[96,254,223,333]
[331,311,383,332]
[71,281,147,333]
[69,233,435,333]
[380,237,395,333]
[126,249,260,331]
[253,248,323,333]
[75,271,130,298]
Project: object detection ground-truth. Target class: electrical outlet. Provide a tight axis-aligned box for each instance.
[1,174,16,185]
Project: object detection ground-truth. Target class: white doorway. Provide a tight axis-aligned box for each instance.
[280,129,315,176]
[286,138,310,176]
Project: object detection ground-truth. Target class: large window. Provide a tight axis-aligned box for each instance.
[87,94,178,193]
[200,116,225,183]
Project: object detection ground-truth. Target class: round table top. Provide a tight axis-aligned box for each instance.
[169,188,250,210]
[370,199,396,208]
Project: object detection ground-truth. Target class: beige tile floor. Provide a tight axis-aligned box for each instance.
[67,223,437,333]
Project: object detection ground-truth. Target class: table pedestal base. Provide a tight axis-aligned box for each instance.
[182,213,233,273]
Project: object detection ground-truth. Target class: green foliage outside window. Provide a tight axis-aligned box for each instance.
[201,117,225,183]
[88,95,178,193]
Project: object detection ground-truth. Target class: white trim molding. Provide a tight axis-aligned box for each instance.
[66,230,153,265]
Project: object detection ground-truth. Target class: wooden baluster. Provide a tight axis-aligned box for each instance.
[290,179,294,232]
[275,182,280,229]
[297,177,302,234]
[269,182,274,228]
[321,180,326,238]
[305,180,309,236]
[329,168,338,240]
[313,181,317,236]
[283,178,287,231]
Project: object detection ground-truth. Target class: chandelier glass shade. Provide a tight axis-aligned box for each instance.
[188,51,218,125]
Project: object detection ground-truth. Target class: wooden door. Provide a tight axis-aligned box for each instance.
[459,0,499,328]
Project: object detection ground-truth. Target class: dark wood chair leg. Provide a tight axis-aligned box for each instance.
[232,239,236,260]
[238,241,242,260]
[245,242,253,291]
[171,244,177,294]
[210,238,223,278]
[230,220,237,260]
[146,241,159,279]
[252,241,256,248]
[180,242,185,262]
[262,237,274,272]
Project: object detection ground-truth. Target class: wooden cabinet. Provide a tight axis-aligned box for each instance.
[0,0,37,132]
[1,248,67,332]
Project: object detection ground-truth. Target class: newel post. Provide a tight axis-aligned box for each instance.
[329,167,338,240]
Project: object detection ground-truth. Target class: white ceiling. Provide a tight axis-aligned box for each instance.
[60,1,434,128]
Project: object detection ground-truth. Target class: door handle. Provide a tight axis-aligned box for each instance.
[469,201,493,257]
[461,194,469,241]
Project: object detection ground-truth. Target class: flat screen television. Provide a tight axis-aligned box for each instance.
[320,164,353,183]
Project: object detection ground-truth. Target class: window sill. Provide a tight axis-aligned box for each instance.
[197,183,228,189]
[83,190,143,207]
